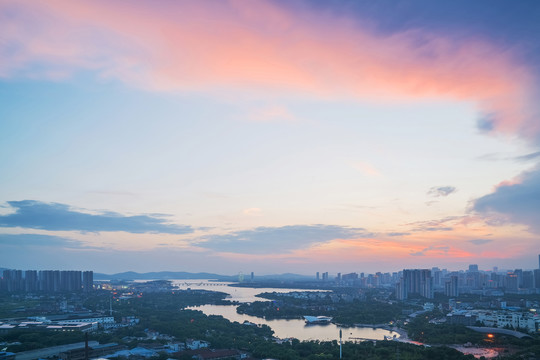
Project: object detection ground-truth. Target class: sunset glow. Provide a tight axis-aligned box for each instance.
[1,0,539,274]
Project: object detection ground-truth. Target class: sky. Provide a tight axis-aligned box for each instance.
[1,0,540,275]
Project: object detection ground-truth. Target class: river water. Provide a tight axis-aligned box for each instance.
[172,280,397,342]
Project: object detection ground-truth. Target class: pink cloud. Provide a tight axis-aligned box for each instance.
[1,0,537,139]
[213,236,474,265]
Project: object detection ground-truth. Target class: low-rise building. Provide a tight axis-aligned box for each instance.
[447,309,539,333]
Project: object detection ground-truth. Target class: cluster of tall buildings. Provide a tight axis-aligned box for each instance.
[0,269,93,293]
[316,272,330,281]
[435,265,540,296]
[316,255,540,301]
[396,269,433,300]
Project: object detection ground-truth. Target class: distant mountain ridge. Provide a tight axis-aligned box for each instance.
[0,268,313,281]
[93,271,312,281]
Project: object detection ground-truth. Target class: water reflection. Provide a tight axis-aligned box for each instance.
[172,280,397,342]
[187,304,396,342]
[172,279,322,303]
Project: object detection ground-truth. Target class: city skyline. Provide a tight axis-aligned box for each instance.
[1,1,540,274]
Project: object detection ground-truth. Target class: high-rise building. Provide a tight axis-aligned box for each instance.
[322,272,329,281]
[25,270,38,292]
[505,272,518,292]
[445,276,459,297]
[398,269,433,299]
[432,267,441,288]
[316,272,320,281]
[468,264,479,272]
[522,271,534,289]
[61,271,82,291]
[410,269,433,298]
[534,269,540,289]
[83,271,94,292]
[514,269,523,287]
[395,279,407,300]
[0,269,94,293]
[2,270,23,292]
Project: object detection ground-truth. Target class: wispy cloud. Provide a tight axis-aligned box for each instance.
[0,200,193,234]
[477,151,540,162]
[198,224,369,254]
[410,245,450,257]
[386,232,411,237]
[514,151,540,162]
[242,208,263,217]
[406,216,461,233]
[1,0,538,140]
[351,161,382,177]
[246,106,299,123]
[468,239,493,246]
[0,233,84,248]
[427,186,457,197]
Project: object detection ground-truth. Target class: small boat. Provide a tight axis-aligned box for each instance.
[304,316,333,324]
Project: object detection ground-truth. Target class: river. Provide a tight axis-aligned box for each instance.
[172,280,398,342]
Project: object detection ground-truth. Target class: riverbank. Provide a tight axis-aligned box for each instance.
[450,346,498,359]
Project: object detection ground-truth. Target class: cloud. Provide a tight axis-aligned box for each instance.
[198,224,369,254]
[410,245,450,257]
[468,239,493,246]
[514,151,540,162]
[351,162,382,177]
[242,208,263,217]
[427,186,457,197]
[246,106,299,123]
[0,233,83,248]
[406,216,461,233]
[477,151,540,162]
[0,0,538,138]
[473,167,540,233]
[0,200,193,234]
[387,232,410,237]
[476,114,496,133]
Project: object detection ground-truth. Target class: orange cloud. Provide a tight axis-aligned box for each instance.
[1,0,536,139]
[212,236,474,265]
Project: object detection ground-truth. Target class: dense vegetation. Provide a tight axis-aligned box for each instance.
[5,290,540,359]
[406,316,485,345]
[247,339,477,360]
[237,291,411,326]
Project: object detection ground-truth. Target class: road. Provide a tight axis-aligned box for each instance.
[15,341,99,360]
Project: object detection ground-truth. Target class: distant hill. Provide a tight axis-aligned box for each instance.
[93,271,229,281]
[93,271,312,281]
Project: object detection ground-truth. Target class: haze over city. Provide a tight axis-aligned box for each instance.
[1,0,540,274]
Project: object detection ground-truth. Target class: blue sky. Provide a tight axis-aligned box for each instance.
[1,0,540,274]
